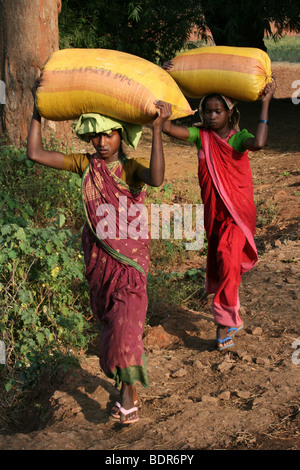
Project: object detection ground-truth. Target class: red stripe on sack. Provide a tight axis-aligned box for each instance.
[173,53,267,76]
[39,69,156,114]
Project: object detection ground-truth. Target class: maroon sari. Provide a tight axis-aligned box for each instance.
[81,155,150,387]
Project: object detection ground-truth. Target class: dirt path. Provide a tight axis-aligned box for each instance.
[0,63,299,452]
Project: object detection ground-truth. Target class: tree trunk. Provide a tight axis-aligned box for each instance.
[0,0,71,148]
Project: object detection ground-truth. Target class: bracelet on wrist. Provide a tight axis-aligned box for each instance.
[258,119,269,125]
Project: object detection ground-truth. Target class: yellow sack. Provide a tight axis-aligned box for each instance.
[36,48,193,123]
[167,46,272,101]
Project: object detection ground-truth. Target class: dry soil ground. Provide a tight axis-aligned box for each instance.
[0,63,299,454]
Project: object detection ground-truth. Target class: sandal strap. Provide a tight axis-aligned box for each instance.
[228,325,243,335]
[218,336,233,344]
[119,406,138,416]
[227,327,237,333]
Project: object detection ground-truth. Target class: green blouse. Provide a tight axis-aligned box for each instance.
[187,127,254,153]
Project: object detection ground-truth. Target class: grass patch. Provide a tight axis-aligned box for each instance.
[145,180,207,322]
[176,35,300,63]
[255,199,278,227]
[147,268,207,322]
[264,35,300,62]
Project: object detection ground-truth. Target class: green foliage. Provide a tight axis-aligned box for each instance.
[200,0,300,49]
[147,267,207,319]
[145,180,206,268]
[58,0,299,62]
[146,183,175,204]
[145,178,207,320]
[0,142,83,229]
[58,0,207,64]
[265,1,300,37]
[0,141,92,393]
[59,0,108,49]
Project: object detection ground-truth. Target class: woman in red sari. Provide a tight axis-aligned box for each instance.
[160,69,276,351]
[27,87,172,423]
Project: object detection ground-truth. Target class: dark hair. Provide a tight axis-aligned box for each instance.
[116,128,125,158]
[201,94,229,111]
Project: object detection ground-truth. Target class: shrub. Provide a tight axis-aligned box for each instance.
[0,140,92,393]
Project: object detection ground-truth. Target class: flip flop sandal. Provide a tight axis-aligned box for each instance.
[217,335,234,351]
[119,405,139,424]
[111,400,138,419]
[216,326,234,351]
[111,401,122,419]
[217,336,234,351]
[227,324,244,337]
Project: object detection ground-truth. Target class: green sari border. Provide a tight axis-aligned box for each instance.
[81,164,146,276]
[108,353,149,389]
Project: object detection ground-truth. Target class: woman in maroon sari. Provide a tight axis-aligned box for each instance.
[160,68,276,351]
[27,89,172,424]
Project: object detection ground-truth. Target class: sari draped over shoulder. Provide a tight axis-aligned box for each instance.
[81,155,150,387]
[198,129,258,327]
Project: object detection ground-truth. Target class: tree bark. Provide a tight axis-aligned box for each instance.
[0,0,71,148]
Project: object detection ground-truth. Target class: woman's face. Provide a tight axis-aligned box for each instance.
[203,97,232,132]
[91,130,121,162]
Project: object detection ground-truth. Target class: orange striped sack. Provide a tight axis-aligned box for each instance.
[35,48,194,123]
[167,46,272,101]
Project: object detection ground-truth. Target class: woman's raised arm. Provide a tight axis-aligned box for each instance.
[27,80,65,169]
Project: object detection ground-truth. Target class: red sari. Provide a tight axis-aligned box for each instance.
[81,155,150,387]
[198,129,258,327]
